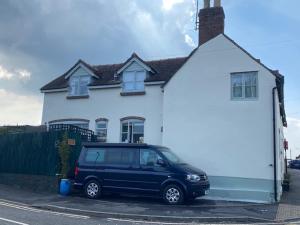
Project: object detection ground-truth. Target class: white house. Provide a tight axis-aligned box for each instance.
[41,0,287,203]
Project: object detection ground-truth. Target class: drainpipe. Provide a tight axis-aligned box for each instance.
[272,87,277,202]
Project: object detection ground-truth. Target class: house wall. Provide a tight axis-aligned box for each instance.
[274,91,285,200]
[162,34,282,203]
[41,85,163,144]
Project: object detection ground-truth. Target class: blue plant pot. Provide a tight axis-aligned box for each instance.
[60,179,71,196]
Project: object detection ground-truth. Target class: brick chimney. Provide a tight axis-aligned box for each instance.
[198,0,225,45]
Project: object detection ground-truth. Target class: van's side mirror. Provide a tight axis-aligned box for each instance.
[157,158,166,167]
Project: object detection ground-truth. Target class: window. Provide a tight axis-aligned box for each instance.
[140,149,162,167]
[231,72,258,99]
[95,120,108,142]
[121,119,144,143]
[159,148,184,164]
[69,75,90,96]
[84,148,106,164]
[106,148,135,165]
[122,71,146,92]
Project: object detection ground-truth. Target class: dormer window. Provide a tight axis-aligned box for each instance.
[69,75,90,96]
[122,71,146,92]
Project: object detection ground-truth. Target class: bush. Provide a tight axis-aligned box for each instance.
[58,132,71,179]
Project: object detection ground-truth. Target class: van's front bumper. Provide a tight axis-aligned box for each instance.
[186,180,210,198]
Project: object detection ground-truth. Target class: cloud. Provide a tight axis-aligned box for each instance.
[184,34,196,47]
[16,69,31,80]
[0,89,42,125]
[284,117,300,159]
[162,0,185,11]
[0,64,31,80]
[0,65,14,80]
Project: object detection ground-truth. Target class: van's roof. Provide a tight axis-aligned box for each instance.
[82,142,165,149]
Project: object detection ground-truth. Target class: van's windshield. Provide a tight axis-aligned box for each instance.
[159,148,185,164]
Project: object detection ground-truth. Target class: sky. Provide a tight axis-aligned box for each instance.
[0,0,299,157]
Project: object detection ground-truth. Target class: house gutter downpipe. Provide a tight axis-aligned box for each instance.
[272,87,277,202]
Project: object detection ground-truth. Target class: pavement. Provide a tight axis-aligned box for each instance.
[0,169,300,224]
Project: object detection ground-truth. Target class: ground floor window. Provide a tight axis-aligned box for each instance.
[121,118,144,143]
[95,119,108,142]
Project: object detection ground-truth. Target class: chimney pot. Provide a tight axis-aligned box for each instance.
[203,0,210,8]
[214,0,221,7]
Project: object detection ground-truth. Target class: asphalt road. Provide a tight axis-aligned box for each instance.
[0,199,218,225]
[0,199,292,225]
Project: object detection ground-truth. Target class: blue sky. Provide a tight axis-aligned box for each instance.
[0,0,299,157]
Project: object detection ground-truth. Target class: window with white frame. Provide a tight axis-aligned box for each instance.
[231,71,258,99]
[69,75,90,96]
[121,119,144,143]
[95,120,108,142]
[122,71,146,92]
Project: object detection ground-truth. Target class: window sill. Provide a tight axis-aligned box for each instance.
[231,97,258,101]
[66,95,89,99]
[120,91,145,96]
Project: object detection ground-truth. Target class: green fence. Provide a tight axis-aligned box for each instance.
[0,131,82,176]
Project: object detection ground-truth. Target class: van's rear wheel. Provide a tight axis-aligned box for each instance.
[163,184,184,205]
[84,180,101,199]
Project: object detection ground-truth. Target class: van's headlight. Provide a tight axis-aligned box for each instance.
[186,174,200,182]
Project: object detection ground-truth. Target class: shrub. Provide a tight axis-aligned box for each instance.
[58,132,71,179]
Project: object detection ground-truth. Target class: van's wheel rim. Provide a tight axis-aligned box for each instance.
[166,187,180,203]
[87,183,99,197]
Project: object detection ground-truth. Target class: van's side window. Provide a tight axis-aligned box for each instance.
[106,148,135,165]
[140,149,162,167]
[85,148,106,163]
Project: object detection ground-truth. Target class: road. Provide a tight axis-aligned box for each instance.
[0,199,296,225]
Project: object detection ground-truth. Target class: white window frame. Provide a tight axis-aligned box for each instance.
[95,120,108,143]
[120,119,144,143]
[122,71,146,93]
[231,71,258,100]
[69,75,90,96]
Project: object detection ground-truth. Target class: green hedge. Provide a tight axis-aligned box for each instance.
[0,131,82,176]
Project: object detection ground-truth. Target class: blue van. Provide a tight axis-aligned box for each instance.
[74,143,210,205]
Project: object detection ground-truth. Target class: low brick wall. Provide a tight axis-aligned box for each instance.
[0,173,58,193]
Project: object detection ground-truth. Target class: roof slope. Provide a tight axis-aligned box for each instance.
[40,56,187,91]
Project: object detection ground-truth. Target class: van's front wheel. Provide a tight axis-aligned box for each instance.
[84,180,101,199]
[163,184,184,205]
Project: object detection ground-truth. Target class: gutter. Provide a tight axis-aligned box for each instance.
[272,87,277,202]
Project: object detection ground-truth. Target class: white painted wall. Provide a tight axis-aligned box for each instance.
[42,85,163,145]
[274,91,285,199]
[163,34,280,181]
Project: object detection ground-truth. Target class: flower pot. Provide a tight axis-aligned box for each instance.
[60,179,71,196]
[282,182,290,192]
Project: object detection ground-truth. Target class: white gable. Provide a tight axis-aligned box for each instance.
[117,57,153,74]
[124,61,146,72]
[64,62,98,79]
[164,34,276,88]
[71,67,90,77]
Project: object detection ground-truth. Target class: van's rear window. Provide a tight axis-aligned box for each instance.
[84,147,135,165]
[85,148,106,163]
